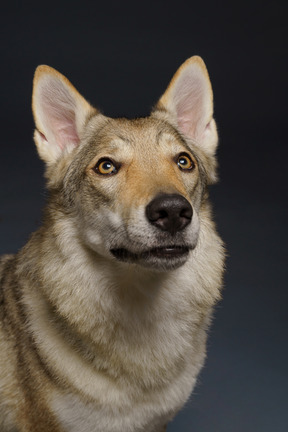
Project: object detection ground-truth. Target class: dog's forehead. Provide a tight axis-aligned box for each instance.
[85,115,185,154]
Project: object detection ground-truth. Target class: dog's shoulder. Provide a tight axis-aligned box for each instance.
[0,254,15,274]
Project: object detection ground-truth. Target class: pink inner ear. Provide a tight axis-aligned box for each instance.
[177,98,203,139]
[49,113,79,150]
[177,112,195,137]
[172,67,209,140]
[40,79,80,150]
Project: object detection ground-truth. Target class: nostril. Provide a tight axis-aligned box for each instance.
[180,205,193,220]
[157,210,168,220]
[147,208,167,223]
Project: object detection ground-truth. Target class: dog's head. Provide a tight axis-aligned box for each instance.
[32,57,218,271]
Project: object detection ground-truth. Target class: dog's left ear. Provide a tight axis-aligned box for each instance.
[32,65,97,164]
[154,56,218,158]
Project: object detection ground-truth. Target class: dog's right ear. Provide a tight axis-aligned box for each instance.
[32,66,97,164]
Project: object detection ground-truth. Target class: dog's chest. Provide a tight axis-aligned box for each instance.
[50,302,208,432]
[84,292,206,389]
[52,390,175,432]
[51,358,197,432]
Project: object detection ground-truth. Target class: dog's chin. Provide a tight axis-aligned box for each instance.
[110,246,191,271]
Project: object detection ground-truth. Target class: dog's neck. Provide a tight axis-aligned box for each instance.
[20,211,180,327]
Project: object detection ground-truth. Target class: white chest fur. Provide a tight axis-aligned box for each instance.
[51,359,198,432]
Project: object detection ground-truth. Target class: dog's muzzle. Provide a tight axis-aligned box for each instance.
[110,194,193,269]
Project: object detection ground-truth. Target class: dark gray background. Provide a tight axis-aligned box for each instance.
[1,1,287,431]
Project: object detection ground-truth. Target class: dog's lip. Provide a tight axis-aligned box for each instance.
[110,246,191,262]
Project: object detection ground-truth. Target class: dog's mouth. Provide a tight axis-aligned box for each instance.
[110,245,191,267]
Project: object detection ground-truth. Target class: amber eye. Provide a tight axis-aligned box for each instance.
[94,158,119,175]
[177,153,195,171]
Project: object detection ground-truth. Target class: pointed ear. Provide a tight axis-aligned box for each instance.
[154,56,218,156]
[32,65,97,164]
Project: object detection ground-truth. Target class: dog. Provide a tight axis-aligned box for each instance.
[0,56,225,432]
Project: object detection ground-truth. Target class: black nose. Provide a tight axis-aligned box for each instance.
[146,194,193,235]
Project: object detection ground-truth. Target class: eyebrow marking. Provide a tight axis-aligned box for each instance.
[156,122,195,154]
[114,135,131,144]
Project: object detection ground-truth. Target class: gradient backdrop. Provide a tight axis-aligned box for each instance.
[1,1,287,431]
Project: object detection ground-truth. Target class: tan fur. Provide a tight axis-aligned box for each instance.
[0,57,225,431]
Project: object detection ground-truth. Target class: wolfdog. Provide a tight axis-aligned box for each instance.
[0,56,224,432]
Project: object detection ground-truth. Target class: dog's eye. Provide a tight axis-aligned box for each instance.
[176,153,195,171]
[94,159,119,175]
